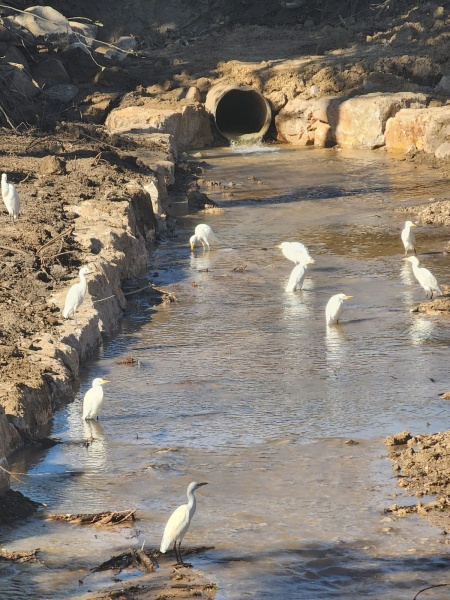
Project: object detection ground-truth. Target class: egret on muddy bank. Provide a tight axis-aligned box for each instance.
[1,173,20,223]
[285,258,315,292]
[160,481,208,566]
[404,256,443,299]
[62,267,92,325]
[276,241,314,265]
[190,224,219,252]
[401,220,417,256]
[325,293,353,326]
[82,377,109,420]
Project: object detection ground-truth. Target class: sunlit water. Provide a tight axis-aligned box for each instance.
[3,147,450,599]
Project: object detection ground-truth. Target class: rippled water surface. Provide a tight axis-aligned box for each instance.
[3,147,450,599]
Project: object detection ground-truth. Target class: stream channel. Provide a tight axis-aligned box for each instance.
[2,146,450,599]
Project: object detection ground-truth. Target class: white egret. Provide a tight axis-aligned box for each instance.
[401,220,417,256]
[190,224,219,252]
[404,256,443,299]
[1,173,20,223]
[325,293,353,326]
[276,241,314,264]
[285,258,315,292]
[160,481,208,566]
[62,267,92,325]
[82,377,109,420]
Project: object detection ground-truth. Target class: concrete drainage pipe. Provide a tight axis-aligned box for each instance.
[205,84,272,143]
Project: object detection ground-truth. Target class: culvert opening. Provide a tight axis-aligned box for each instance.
[206,85,271,142]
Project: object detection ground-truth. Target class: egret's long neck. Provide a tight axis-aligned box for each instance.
[187,489,197,516]
[1,177,7,195]
[79,272,88,292]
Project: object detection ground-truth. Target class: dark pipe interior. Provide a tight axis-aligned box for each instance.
[215,89,268,137]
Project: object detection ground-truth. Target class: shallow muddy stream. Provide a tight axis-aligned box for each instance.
[3,147,450,599]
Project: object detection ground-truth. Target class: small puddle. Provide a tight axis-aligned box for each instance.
[3,147,450,599]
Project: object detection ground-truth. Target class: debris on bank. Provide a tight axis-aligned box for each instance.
[385,430,450,529]
[48,509,136,526]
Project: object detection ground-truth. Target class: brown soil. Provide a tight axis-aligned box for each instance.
[3,1,450,598]
[0,125,159,413]
[385,430,450,532]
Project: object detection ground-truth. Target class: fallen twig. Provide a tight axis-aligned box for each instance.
[0,245,33,256]
[37,227,74,255]
[0,463,25,485]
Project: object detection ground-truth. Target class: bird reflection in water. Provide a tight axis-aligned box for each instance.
[325,326,348,376]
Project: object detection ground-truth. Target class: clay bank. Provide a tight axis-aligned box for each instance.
[0,129,174,498]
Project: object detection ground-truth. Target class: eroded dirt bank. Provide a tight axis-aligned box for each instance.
[0,126,173,493]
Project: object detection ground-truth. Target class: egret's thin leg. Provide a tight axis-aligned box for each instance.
[178,542,185,566]
[173,541,180,564]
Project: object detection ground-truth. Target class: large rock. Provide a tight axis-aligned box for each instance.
[32,57,70,88]
[68,20,98,53]
[0,18,35,46]
[0,63,40,98]
[105,104,214,151]
[61,45,100,83]
[0,46,30,71]
[385,106,450,154]
[334,92,429,149]
[94,36,138,63]
[276,96,341,146]
[14,6,70,42]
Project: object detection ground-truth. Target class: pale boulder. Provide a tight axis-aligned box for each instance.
[105,104,214,151]
[435,142,450,159]
[14,6,70,41]
[314,121,333,147]
[385,106,450,154]
[276,96,340,146]
[334,92,428,149]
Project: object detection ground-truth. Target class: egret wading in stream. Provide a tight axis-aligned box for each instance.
[401,220,417,256]
[285,258,315,292]
[160,481,208,566]
[190,224,219,252]
[404,256,443,299]
[276,241,314,265]
[326,293,353,326]
[1,173,20,223]
[82,377,109,420]
[62,267,92,325]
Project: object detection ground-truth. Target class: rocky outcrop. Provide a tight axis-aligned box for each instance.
[385,106,450,157]
[105,104,214,151]
[276,92,429,149]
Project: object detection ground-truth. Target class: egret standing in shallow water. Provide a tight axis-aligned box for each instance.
[62,267,92,325]
[190,224,219,252]
[1,173,20,223]
[401,220,417,256]
[82,377,109,420]
[285,258,315,292]
[404,256,443,299]
[276,241,314,265]
[326,293,353,326]
[160,481,208,566]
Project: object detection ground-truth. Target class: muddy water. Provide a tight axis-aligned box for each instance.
[3,147,450,599]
